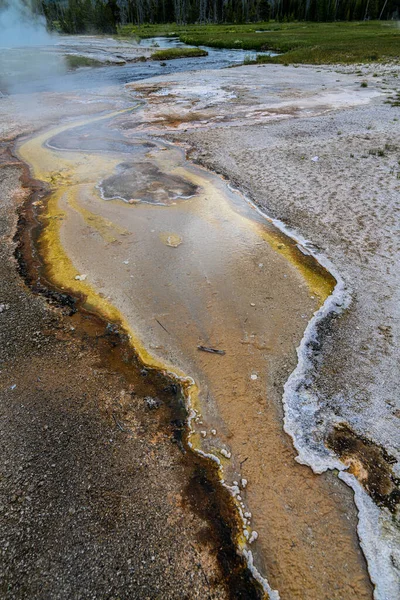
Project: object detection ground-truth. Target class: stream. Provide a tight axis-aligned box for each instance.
[17,95,373,597]
[0,35,276,94]
[4,33,374,600]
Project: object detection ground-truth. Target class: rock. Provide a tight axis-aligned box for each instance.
[144,396,162,410]
[296,243,311,256]
[166,234,183,248]
[248,531,258,544]
[220,448,231,459]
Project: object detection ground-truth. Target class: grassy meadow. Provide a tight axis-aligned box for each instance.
[150,47,208,60]
[65,55,105,69]
[118,21,400,64]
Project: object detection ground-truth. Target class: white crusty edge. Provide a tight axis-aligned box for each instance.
[240,189,399,600]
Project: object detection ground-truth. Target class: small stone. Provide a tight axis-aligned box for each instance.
[241,478,248,489]
[144,396,162,410]
[296,243,311,256]
[220,448,231,459]
[249,531,259,544]
[166,234,182,248]
[250,373,258,381]
[74,274,87,281]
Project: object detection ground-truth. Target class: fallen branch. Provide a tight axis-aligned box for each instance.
[112,412,127,432]
[197,345,226,355]
[155,318,170,334]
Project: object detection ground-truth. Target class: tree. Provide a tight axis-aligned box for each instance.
[41,0,400,31]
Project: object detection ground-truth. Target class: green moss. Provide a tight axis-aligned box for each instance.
[150,47,208,60]
[65,55,104,69]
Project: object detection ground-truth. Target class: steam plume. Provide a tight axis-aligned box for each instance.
[0,0,52,48]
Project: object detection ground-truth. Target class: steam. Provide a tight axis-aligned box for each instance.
[0,0,53,48]
[0,0,67,95]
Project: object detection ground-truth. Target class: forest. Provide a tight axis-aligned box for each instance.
[41,0,400,33]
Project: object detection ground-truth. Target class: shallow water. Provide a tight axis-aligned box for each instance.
[18,105,373,599]
[0,35,276,95]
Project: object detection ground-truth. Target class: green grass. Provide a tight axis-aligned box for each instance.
[65,55,104,69]
[118,21,400,65]
[150,47,208,60]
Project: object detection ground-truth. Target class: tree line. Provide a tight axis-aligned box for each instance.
[41,0,399,33]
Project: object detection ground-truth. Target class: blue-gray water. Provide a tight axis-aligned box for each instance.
[0,36,275,95]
